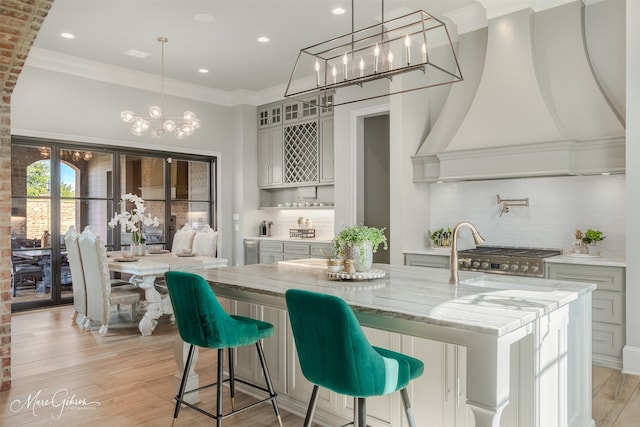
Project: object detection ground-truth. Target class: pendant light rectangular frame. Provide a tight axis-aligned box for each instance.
[284,10,463,107]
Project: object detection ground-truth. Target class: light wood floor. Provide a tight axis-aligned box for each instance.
[1,305,640,426]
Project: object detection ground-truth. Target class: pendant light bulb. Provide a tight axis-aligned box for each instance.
[149,106,162,119]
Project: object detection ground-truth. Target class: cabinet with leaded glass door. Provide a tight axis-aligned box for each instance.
[283,95,318,124]
[257,103,282,129]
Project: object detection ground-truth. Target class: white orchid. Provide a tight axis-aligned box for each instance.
[108,193,160,244]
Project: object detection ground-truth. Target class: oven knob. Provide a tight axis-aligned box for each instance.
[464,260,472,268]
[510,264,519,272]
[501,264,509,271]
[472,261,481,269]
[520,265,529,272]
[481,262,489,269]
[530,265,539,273]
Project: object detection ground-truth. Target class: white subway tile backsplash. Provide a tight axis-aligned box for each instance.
[430,175,625,257]
[254,209,335,241]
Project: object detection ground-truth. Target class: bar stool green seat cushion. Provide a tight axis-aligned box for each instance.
[165,271,273,349]
[286,289,424,398]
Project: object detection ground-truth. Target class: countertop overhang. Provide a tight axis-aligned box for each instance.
[201,259,595,337]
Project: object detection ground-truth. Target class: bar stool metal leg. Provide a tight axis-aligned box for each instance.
[173,344,196,427]
[228,348,235,411]
[216,349,224,427]
[303,385,320,427]
[356,398,366,427]
[256,341,283,427]
[400,388,417,427]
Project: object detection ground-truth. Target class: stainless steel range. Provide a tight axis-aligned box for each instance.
[457,246,562,277]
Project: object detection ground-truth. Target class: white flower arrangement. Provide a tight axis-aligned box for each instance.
[108,193,160,244]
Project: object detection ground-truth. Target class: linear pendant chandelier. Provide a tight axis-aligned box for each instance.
[284,0,463,107]
[120,37,201,139]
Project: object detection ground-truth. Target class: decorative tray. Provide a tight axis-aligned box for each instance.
[116,257,139,262]
[326,269,386,281]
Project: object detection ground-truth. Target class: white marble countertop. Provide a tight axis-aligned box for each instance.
[545,255,626,268]
[202,258,595,337]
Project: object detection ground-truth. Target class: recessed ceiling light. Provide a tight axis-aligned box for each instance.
[198,68,209,74]
[257,36,270,43]
[194,13,214,23]
[332,8,346,15]
[124,49,150,59]
[60,32,75,39]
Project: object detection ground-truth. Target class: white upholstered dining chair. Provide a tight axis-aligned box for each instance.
[64,226,87,327]
[171,224,196,254]
[191,224,218,257]
[78,226,143,335]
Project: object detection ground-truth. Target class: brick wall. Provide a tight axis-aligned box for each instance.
[0,0,54,391]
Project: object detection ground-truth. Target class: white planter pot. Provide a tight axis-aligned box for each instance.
[587,244,600,256]
[131,243,146,256]
[343,241,373,272]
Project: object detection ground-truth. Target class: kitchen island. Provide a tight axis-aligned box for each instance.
[195,259,595,427]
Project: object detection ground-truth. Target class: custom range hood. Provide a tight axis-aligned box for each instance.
[412,1,625,182]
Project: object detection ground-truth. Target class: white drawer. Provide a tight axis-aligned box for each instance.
[260,241,284,253]
[592,322,624,357]
[284,243,310,255]
[592,290,623,324]
[284,253,309,261]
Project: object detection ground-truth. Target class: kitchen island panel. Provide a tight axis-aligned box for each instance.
[198,260,594,427]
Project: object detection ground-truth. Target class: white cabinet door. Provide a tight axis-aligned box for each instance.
[402,337,458,427]
[319,116,334,183]
[228,301,287,394]
[258,127,283,187]
[230,300,257,380]
[260,305,288,394]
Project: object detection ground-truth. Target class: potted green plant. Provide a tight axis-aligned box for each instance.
[581,228,605,245]
[426,227,452,248]
[332,225,388,272]
[581,228,605,256]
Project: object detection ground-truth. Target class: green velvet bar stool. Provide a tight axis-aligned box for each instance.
[164,271,282,427]
[286,289,424,427]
